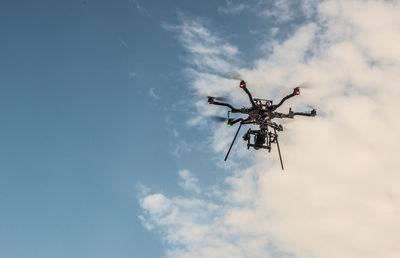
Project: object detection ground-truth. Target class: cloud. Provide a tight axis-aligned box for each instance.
[140,0,400,257]
[148,88,159,100]
[129,0,151,17]
[218,0,318,23]
[171,138,191,158]
[258,0,295,22]
[162,16,239,73]
[128,72,137,78]
[218,0,248,15]
[178,169,201,194]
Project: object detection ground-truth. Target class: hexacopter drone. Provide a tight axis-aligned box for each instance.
[208,80,316,170]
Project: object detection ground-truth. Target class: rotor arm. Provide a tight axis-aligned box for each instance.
[228,118,243,126]
[292,109,317,117]
[208,97,241,113]
[271,87,300,111]
[242,87,256,108]
[228,116,253,126]
[274,108,316,119]
[273,111,294,119]
[266,121,283,131]
[239,80,256,108]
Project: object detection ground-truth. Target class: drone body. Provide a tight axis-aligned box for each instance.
[208,80,316,170]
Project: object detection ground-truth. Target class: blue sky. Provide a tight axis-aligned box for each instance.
[2,0,400,258]
[0,0,279,257]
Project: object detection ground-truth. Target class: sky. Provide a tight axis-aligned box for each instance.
[1,0,400,258]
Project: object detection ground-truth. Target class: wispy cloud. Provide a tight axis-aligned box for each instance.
[258,0,294,22]
[129,0,151,17]
[162,16,246,130]
[178,169,201,194]
[218,0,248,15]
[128,72,136,78]
[162,16,239,73]
[141,0,400,257]
[171,139,191,158]
[218,0,317,23]
[148,88,159,100]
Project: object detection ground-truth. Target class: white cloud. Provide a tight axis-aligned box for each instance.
[178,169,201,194]
[140,1,400,257]
[140,193,170,214]
[162,16,239,73]
[129,0,151,17]
[170,137,191,157]
[172,129,179,138]
[136,183,151,196]
[301,0,320,17]
[258,0,294,22]
[149,88,159,100]
[218,0,248,15]
[218,0,316,23]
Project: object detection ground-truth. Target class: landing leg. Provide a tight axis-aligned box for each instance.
[274,129,284,170]
[224,122,243,161]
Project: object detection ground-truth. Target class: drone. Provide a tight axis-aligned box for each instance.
[208,80,316,170]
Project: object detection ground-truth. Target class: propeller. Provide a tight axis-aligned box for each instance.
[292,105,318,117]
[280,118,295,125]
[307,105,319,113]
[194,92,231,102]
[209,115,227,122]
[297,82,316,89]
[276,122,293,132]
[306,105,318,117]
[222,71,243,81]
[307,104,319,109]
[292,82,316,95]
[207,95,230,102]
